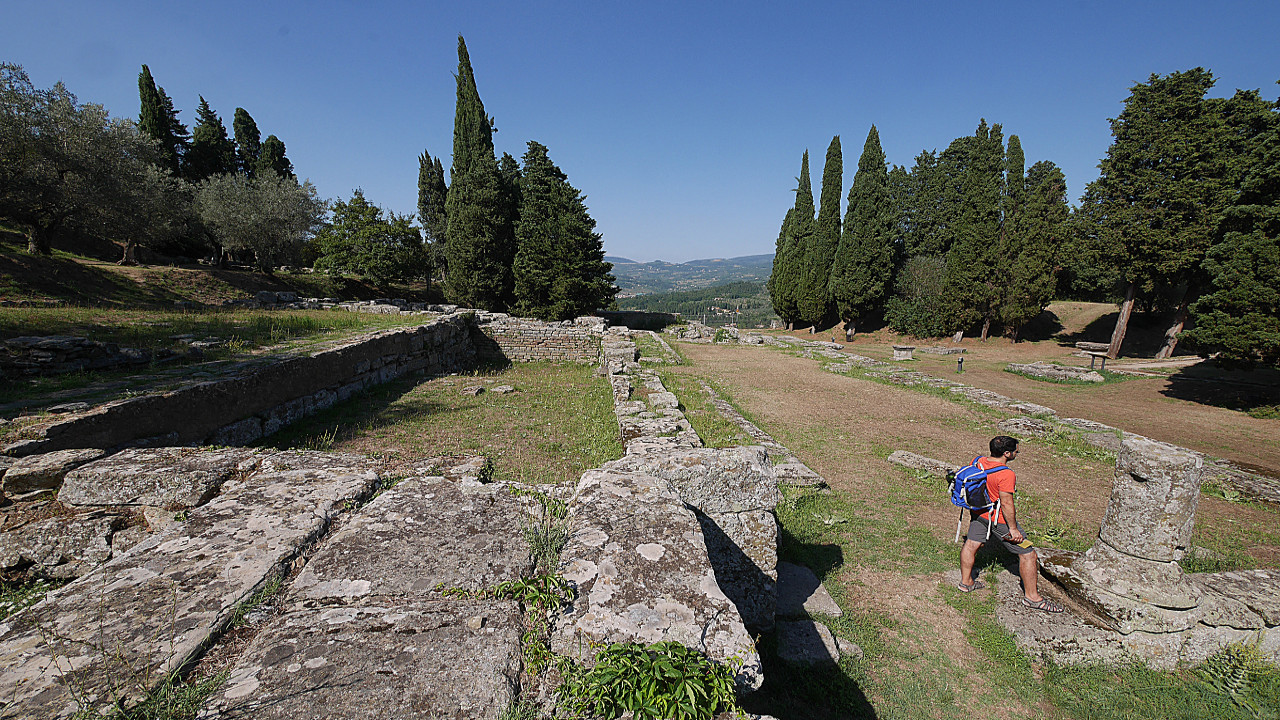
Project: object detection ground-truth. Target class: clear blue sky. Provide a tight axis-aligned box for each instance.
[5,1,1278,262]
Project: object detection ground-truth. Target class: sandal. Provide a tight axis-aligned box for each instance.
[1023,597,1064,613]
[956,580,985,593]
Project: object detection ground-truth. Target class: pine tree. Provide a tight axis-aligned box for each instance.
[233,108,262,176]
[942,120,1006,338]
[186,97,236,182]
[137,65,187,176]
[418,150,448,279]
[1001,161,1068,340]
[795,136,841,331]
[256,135,293,178]
[829,126,895,340]
[512,141,615,320]
[443,35,513,310]
[767,151,813,329]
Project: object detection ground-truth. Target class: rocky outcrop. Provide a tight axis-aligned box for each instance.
[2,449,105,495]
[887,450,960,478]
[552,470,762,691]
[59,447,257,507]
[1008,361,1105,383]
[0,513,123,579]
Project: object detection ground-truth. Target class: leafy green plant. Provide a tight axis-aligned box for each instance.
[512,488,570,575]
[559,641,740,720]
[1203,478,1245,503]
[1196,642,1280,718]
[0,578,63,621]
[1247,404,1280,420]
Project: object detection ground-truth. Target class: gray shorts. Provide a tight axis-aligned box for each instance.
[967,518,1036,555]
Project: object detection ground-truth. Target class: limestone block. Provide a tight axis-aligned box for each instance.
[3,449,105,494]
[887,450,959,478]
[1193,569,1280,625]
[698,509,778,633]
[289,477,534,605]
[1008,362,1104,383]
[776,561,842,618]
[210,417,264,447]
[773,461,826,487]
[1100,434,1203,563]
[603,446,779,515]
[0,452,380,719]
[0,513,122,579]
[551,470,761,691]
[202,601,521,719]
[997,417,1055,438]
[1038,548,1200,632]
[775,620,840,665]
[59,447,257,508]
[1176,625,1260,667]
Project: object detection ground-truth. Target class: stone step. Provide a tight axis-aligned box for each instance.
[0,452,380,720]
[552,469,762,691]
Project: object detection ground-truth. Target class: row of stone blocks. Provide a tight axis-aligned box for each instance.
[0,442,776,717]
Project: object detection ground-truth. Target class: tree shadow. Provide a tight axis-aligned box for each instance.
[739,524,878,719]
[1053,310,1186,358]
[1015,308,1065,343]
[1159,362,1280,413]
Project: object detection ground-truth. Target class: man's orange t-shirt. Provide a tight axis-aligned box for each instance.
[975,456,1015,525]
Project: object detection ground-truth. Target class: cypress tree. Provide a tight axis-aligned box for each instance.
[186,97,236,182]
[512,141,615,320]
[443,35,512,310]
[256,135,293,178]
[904,150,946,257]
[829,125,895,340]
[943,120,1006,338]
[137,65,187,176]
[418,150,448,279]
[795,136,841,331]
[233,108,262,176]
[1001,161,1068,340]
[767,151,813,329]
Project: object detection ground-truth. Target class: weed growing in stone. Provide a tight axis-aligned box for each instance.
[0,577,62,620]
[559,641,740,720]
[511,487,571,575]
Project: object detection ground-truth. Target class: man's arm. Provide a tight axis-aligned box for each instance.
[999,490,1023,542]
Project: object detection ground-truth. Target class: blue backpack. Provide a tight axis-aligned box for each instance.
[949,457,1001,541]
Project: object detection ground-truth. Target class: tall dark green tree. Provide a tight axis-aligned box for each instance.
[256,135,293,178]
[829,126,895,340]
[511,141,615,320]
[1083,69,1264,358]
[794,136,841,330]
[903,150,946,257]
[443,35,513,310]
[417,150,448,278]
[767,151,814,330]
[185,97,236,182]
[137,65,187,176]
[1184,121,1280,367]
[312,189,429,283]
[232,107,262,176]
[1001,161,1068,340]
[942,120,1006,338]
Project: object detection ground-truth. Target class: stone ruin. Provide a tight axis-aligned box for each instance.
[1011,434,1280,668]
[1007,361,1105,383]
[0,317,794,719]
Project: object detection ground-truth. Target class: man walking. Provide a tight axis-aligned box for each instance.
[957,436,1063,613]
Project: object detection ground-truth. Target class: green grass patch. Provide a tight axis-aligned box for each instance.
[656,372,750,449]
[1248,404,1280,420]
[0,577,64,620]
[263,362,622,485]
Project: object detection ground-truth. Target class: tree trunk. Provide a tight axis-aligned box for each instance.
[119,240,139,266]
[1107,282,1137,359]
[1010,324,1020,343]
[26,226,51,255]
[1155,298,1191,360]
[844,321,855,343]
[786,321,793,331]
[980,317,991,340]
[808,325,815,335]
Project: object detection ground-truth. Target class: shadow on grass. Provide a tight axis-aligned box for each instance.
[258,374,459,451]
[1158,362,1280,414]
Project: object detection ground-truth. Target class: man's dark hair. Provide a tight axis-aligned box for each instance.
[990,435,1018,456]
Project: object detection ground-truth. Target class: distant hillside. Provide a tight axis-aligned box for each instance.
[616,280,779,328]
[609,253,774,296]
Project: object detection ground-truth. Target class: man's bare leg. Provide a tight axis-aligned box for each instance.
[959,539,982,586]
[1019,550,1043,603]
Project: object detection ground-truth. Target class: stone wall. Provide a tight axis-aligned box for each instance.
[3,316,476,457]
[473,317,601,364]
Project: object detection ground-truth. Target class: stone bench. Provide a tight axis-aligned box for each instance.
[892,345,915,361]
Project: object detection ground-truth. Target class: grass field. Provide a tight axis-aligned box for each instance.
[261,362,623,485]
[665,339,1280,720]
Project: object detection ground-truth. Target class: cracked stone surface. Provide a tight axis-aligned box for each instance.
[776,562,842,618]
[2,449,105,494]
[0,451,380,719]
[289,476,535,605]
[775,620,841,665]
[59,447,258,508]
[201,601,522,719]
[551,469,761,691]
[0,513,123,579]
